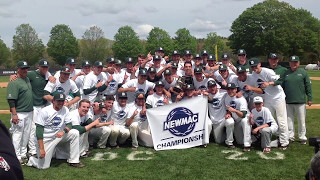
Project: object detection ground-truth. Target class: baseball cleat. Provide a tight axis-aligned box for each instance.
[69,162,85,168]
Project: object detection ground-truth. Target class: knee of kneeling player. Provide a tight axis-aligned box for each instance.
[102,127,111,134]
[225,118,235,127]
[68,129,80,137]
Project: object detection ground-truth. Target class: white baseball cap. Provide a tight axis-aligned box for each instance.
[253,96,263,103]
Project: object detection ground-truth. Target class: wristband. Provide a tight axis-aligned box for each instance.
[63,128,68,133]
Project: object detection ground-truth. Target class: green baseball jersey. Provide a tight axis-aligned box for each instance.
[27,70,48,106]
[7,77,33,112]
[283,68,312,104]
[266,65,287,86]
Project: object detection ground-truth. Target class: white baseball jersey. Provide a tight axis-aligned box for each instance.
[54,69,81,79]
[224,95,248,121]
[235,74,259,99]
[100,111,112,123]
[127,104,148,130]
[74,73,85,96]
[146,93,172,108]
[82,71,106,102]
[208,90,227,124]
[36,104,70,139]
[121,79,155,103]
[193,77,215,91]
[101,72,121,96]
[44,79,79,97]
[118,69,133,84]
[110,101,132,126]
[67,109,91,126]
[251,107,278,133]
[214,71,238,85]
[251,67,285,103]
[162,77,177,90]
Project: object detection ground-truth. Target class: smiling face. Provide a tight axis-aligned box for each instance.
[78,101,90,117]
[18,67,29,78]
[227,88,237,97]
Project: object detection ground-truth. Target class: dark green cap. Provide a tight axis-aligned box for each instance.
[194,54,201,59]
[60,66,71,74]
[171,62,178,68]
[106,57,115,63]
[82,60,91,67]
[221,53,230,60]
[136,93,145,99]
[201,50,209,56]
[66,57,76,65]
[115,59,122,65]
[156,47,164,52]
[268,53,278,59]
[153,55,161,60]
[118,92,128,98]
[185,84,195,90]
[148,67,156,73]
[155,81,164,86]
[53,92,66,101]
[172,50,180,56]
[125,57,134,63]
[289,56,300,62]
[164,69,172,75]
[237,49,246,55]
[194,67,202,74]
[249,58,260,66]
[226,83,237,89]
[219,64,228,71]
[17,61,30,69]
[208,54,216,61]
[207,80,216,87]
[94,61,103,67]
[184,50,192,55]
[139,68,147,76]
[237,65,247,73]
[39,59,49,67]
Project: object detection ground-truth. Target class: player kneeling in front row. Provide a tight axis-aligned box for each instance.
[27,93,83,169]
[68,99,100,157]
[224,83,252,152]
[108,92,131,148]
[126,93,153,149]
[249,96,278,153]
[205,80,228,145]
[89,96,115,149]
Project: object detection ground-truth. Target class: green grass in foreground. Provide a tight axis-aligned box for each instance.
[306,70,320,77]
[1,110,319,180]
[0,76,10,82]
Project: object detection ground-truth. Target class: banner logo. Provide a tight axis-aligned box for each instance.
[164,107,198,137]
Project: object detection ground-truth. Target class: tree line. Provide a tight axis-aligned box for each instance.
[0,0,319,68]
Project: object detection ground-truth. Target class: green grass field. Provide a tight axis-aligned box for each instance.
[1,110,319,180]
[0,70,319,179]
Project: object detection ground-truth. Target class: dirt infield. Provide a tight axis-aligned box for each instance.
[0,82,8,88]
[310,77,320,80]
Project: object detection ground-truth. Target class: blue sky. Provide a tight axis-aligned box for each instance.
[0,0,319,48]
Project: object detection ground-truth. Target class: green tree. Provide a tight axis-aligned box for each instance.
[229,0,320,61]
[79,26,113,61]
[203,32,227,57]
[145,27,173,55]
[112,26,143,61]
[173,28,197,55]
[47,24,80,65]
[12,24,44,66]
[0,37,10,66]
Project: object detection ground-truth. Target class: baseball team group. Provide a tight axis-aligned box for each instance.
[6,47,312,169]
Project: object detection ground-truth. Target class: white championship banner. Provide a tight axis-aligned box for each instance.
[146,95,209,151]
